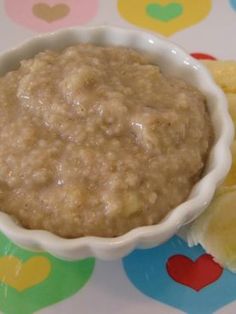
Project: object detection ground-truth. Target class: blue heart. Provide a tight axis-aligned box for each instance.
[123,236,236,314]
[230,0,236,10]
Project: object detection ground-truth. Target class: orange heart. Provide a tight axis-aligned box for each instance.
[32,3,70,23]
[0,256,51,292]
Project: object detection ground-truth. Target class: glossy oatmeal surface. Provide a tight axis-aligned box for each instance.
[0,44,212,237]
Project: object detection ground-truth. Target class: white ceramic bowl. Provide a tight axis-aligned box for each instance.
[0,26,233,260]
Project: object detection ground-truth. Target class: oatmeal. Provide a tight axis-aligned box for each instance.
[0,44,213,237]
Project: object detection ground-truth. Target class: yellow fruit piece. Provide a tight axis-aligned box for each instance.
[202,61,236,93]
[188,189,236,271]
[188,61,236,272]
[220,141,236,188]
[118,0,211,37]
[226,93,236,126]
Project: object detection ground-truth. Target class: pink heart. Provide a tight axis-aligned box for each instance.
[4,0,99,32]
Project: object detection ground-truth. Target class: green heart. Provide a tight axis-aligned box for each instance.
[146,2,183,22]
[0,232,95,314]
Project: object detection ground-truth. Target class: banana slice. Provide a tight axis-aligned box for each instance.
[188,138,236,272]
[219,141,236,189]
[187,62,236,272]
[202,60,236,93]
[188,189,236,271]
[227,93,236,124]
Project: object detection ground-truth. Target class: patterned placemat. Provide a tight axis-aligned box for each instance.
[0,1,236,313]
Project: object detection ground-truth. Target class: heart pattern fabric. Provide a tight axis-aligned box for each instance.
[32,3,70,23]
[123,236,236,314]
[0,232,95,314]
[118,0,212,36]
[4,0,99,32]
[166,254,223,291]
[146,3,183,22]
[0,256,51,292]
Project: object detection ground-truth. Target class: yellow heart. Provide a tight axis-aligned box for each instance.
[0,256,51,292]
[32,3,70,23]
[118,0,212,36]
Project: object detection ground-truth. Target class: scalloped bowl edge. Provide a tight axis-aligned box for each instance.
[0,26,233,260]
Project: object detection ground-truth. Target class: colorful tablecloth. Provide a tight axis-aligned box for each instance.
[0,1,236,313]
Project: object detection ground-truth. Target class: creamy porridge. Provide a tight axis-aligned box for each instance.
[0,44,213,238]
